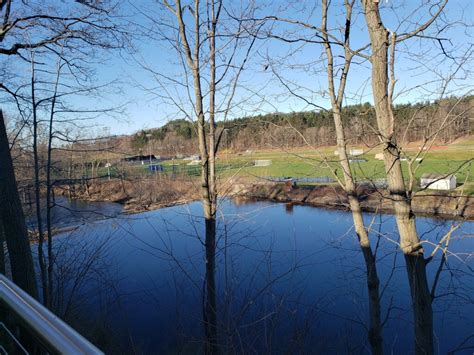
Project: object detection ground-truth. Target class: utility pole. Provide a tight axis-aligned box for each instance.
[103,127,111,180]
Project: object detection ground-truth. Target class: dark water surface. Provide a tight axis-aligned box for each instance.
[49,198,474,354]
[26,196,123,229]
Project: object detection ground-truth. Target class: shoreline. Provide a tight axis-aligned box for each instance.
[230,182,474,221]
[27,182,471,242]
[50,179,473,221]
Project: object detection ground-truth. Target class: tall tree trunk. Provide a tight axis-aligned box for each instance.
[334,91,384,355]
[204,5,219,352]
[362,2,433,353]
[0,110,38,298]
[173,1,219,351]
[208,0,218,217]
[45,57,61,309]
[0,218,5,275]
[31,62,48,306]
[321,1,383,351]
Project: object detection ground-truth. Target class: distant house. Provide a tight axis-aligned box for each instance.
[420,173,456,190]
[374,153,384,160]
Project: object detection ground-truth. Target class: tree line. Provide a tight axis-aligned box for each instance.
[131,95,473,154]
[1,0,473,354]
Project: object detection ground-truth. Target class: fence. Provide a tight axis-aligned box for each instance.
[261,176,335,184]
[260,176,388,188]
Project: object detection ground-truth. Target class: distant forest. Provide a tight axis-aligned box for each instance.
[131,96,473,155]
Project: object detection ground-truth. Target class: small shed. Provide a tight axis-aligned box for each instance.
[420,173,456,190]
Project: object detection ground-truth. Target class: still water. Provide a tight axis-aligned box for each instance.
[26,196,123,229]
[48,198,474,354]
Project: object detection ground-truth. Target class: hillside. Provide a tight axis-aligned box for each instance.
[128,96,473,155]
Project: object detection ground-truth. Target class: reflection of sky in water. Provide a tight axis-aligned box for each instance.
[48,199,474,354]
[26,196,123,229]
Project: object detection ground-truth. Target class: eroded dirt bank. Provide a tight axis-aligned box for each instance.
[229,182,474,220]
[54,177,200,213]
[53,178,473,220]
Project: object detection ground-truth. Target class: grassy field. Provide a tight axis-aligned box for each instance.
[136,137,474,193]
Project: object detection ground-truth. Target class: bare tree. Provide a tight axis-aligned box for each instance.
[134,1,260,352]
[320,2,382,352]
[361,1,449,353]
[253,2,385,351]
[233,1,472,353]
[0,0,125,303]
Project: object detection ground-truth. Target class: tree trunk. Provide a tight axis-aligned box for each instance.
[321,1,383,351]
[0,110,38,298]
[204,218,218,354]
[173,2,219,352]
[45,61,61,309]
[362,2,433,353]
[334,110,384,354]
[31,64,48,306]
[0,218,5,275]
[208,0,218,217]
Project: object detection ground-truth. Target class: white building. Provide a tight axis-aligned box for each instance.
[420,173,456,190]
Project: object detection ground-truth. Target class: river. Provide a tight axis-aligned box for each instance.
[40,198,474,354]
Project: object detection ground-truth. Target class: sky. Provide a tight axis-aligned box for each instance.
[2,0,473,136]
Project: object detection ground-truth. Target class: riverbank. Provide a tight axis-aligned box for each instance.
[53,178,473,220]
[230,182,474,220]
[53,177,200,213]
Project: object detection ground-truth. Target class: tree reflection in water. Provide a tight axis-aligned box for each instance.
[48,199,474,353]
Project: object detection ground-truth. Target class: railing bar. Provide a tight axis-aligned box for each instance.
[0,322,29,354]
[0,274,103,354]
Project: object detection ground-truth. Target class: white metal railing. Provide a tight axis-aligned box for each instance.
[0,274,103,354]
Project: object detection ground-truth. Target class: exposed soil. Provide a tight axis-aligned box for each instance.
[53,177,200,213]
[230,182,474,220]
[53,178,473,220]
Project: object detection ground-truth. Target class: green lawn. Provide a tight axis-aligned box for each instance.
[221,144,472,181]
[136,138,473,192]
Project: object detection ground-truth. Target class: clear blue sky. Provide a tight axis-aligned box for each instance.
[22,0,474,136]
